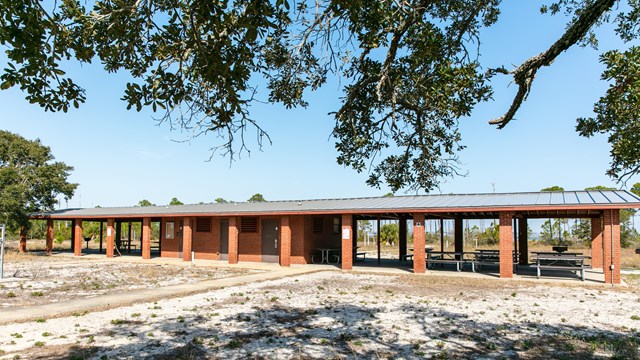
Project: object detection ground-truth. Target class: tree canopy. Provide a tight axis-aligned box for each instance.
[0,130,76,232]
[169,197,183,206]
[248,193,266,203]
[138,199,155,207]
[1,1,639,191]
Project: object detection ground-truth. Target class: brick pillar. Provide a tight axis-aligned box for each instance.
[182,217,192,262]
[106,218,115,258]
[413,213,426,273]
[518,218,528,265]
[142,217,151,260]
[280,216,291,267]
[399,218,407,260]
[73,219,83,256]
[499,212,514,278]
[18,226,27,253]
[341,214,353,270]
[603,210,621,285]
[228,217,239,264]
[454,217,463,260]
[591,217,603,269]
[46,219,54,255]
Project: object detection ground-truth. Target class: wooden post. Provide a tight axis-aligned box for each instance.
[127,221,132,253]
[518,218,528,265]
[377,217,381,264]
[454,217,463,260]
[439,218,444,252]
[399,218,407,261]
[46,219,54,255]
[99,221,104,253]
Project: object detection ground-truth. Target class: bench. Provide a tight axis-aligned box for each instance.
[471,251,519,272]
[355,252,366,261]
[401,254,414,262]
[426,252,465,272]
[534,255,585,281]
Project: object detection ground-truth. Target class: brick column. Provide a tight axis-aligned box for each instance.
[142,217,151,260]
[280,216,291,267]
[603,209,621,285]
[454,217,463,260]
[518,218,528,265]
[413,213,426,273]
[73,219,83,256]
[341,214,353,270]
[182,217,192,262]
[106,218,115,258]
[499,212,514,278]
[228,217,239,264]
[46,219,54,255]
[591,217,603,269]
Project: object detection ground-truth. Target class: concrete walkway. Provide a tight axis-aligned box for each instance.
[0,265,321,325]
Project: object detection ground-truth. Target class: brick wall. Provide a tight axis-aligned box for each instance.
[192,216,220,260]
[161,218,180,258]
[591,217,603,269]
[290,215,306,264]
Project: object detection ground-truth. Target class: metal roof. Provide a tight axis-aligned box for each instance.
[33,190,640,219]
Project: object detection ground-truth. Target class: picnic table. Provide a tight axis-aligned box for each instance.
[531,252,589,281]
[426,251,465,271]
[402,247,433,262]
[311,248,341,265]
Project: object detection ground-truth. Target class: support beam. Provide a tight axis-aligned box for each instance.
[413,213,426,273]
[280,216,291,267]
[115,222,122,251]
[73,219,83,256]
[70,221,75,251]
[377,217,381,264]
[439,218,444,252]
[142,218,151,260]
[591,217,603,269]
[341,214,353,270]
[99,221,104,253]
[127,221,133,253]
[106,219,115,258]
[603,210,621,285]
[518,218,528,265]
[46,219,54,255]
[228,217,239,264]
[454,217,463,260]
[19,226,27,253]
[182,217,192,262]
[499,212,514,278]
[399,218,407,261]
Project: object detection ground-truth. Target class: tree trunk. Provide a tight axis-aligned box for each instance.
[19,226,27,253]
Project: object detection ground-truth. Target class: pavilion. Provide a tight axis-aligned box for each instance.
[30,190,640,285]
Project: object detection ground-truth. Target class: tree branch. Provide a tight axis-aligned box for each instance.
[489,0,615,129]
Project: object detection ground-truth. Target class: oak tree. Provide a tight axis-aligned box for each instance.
[1,0,638,191]
[0,130,77,251]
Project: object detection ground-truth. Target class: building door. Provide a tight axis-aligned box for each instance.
[220,220,229,261]
[261,220,279,263]
[177,219,183,259]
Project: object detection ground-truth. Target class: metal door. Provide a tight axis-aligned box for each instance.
[220,220,229,261]
[177,219,183,258]
[261,220,279,263]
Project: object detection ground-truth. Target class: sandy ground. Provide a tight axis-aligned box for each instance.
[0,255,257,308]
[0,266,639,359]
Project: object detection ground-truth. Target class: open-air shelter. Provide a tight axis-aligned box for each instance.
[30,190,640,285]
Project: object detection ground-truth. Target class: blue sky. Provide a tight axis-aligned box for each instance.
[0,2,638,210]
